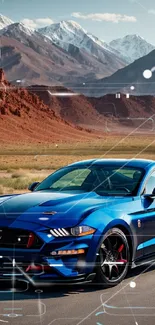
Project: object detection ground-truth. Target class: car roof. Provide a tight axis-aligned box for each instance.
[68,158,155,171]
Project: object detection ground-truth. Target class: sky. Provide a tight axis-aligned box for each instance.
[1,0,155,44]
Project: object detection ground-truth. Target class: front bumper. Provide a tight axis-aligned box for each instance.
[0,257,96,285]
[32,273,96,285]
[0,225,102,285]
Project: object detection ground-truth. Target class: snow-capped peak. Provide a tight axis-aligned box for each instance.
[38,20,123,59]
[0,13,13,29]
[15,22,35,35]
[0,22,36,37]
[59,20,85,31]
[38,20,87,44]
[109,34,155,63]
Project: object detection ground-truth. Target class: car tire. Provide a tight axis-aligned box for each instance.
[95,227,130,287]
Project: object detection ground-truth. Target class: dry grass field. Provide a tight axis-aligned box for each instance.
[0,134,155,194]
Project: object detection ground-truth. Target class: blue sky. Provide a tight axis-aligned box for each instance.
[1,0,155,43]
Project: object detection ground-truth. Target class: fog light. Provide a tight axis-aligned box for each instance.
[51,249,85,256]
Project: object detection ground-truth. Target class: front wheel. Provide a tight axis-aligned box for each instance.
[95,228,130,287]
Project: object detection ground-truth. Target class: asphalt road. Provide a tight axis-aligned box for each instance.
[0,264,155,325]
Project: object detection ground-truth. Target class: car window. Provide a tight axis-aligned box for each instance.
[36,165,144,195]
[144,171,155,194]
[51,169,91,189]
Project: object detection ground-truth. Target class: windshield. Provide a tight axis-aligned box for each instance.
[35,165,144,196]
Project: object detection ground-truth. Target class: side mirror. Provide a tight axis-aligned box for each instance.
[152,188,155,195]
[28,182,40,192]
[144,187,155,199]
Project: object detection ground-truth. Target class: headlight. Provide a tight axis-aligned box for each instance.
[50,228,70,237]
[71,226,96,237]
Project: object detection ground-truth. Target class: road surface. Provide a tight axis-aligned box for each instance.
[0,264,155,325]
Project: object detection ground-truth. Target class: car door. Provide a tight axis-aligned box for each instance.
[140,171,155,257]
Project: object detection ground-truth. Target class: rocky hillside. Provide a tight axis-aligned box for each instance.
[0,69,49,116]
[30,83,155,120]
[28,85,106,128]
[0,69,105,144]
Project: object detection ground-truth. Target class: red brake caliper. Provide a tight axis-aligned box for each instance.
[27,232,35,248]
[117,244,127,263]
[118,244,124,253]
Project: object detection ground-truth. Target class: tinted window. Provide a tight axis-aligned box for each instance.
[35,165,144,196]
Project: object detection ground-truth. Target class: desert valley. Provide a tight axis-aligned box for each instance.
[0,13,155,194]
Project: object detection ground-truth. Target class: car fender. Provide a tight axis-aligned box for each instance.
[81,208,134,270]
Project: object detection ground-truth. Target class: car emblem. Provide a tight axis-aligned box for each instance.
[43,211,57,215]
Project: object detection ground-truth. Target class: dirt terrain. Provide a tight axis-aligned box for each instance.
[28,85,107,128]
[30,85,155,131]
[0,69,106,144]
[1,69,154,146]
[90,93,155,118]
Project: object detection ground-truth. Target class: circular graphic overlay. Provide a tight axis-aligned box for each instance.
[130,281,136,288]
[143,69,152,79]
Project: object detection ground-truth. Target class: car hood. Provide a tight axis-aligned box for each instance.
[0,191,131,228]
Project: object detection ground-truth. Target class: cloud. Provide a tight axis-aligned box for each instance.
[21,18,54,29]
[71,12,137,23]
[148,9,155,14]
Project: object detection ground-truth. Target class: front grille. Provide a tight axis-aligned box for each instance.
[0,228,43,249]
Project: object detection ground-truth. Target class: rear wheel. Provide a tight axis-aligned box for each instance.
[95,228,130,287]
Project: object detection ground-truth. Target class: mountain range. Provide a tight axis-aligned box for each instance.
[74,49,155,97]
[38,22,155,65]
[38,20,127,72]
[0,13,155,96]
[1,13,154,63]
[0,15,126,84]
[109,35,155,63]
[1,24,110,86]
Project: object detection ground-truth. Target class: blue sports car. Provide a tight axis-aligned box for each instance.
[0,158,155,287]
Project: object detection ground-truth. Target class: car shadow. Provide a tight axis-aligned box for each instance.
[0,264,155,301]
